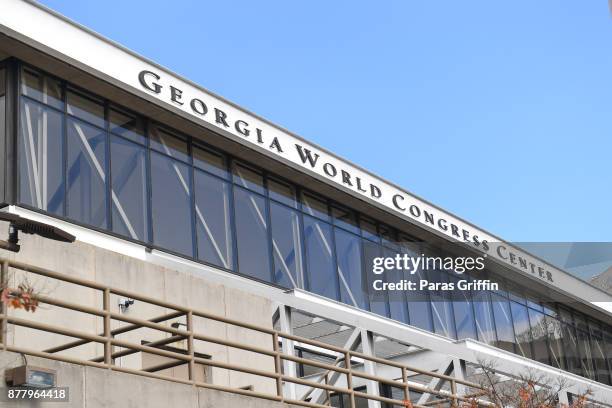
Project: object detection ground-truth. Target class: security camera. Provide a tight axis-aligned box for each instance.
[118,297,134,312]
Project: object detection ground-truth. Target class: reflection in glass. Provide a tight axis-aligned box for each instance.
[151,151,193,256]
[67,118,107,228]
[451,275,476,340]
[303,215,338,299]
[270,202,303,288]
[193,146,228,179]
[510,301,533,359]
[528,308,550,365]
[234,187,272,283]
[301,192,329,221]
[150,126,189,162]
[232,162,264,194]
[491,295,516,353]
[589,324,610,385]
[111,136,148,240]
[268,179,297,208]
[332,206,359,234]
[194,170,234,269]
[546,315,565,370]
[21,67,63,109]
[335,228,367,310]
[363,241,388,317]
[473,292,496,345]
[430,270,456,339]
[109,108,145,145]
[67,89,105,128]
[19,99,65,216]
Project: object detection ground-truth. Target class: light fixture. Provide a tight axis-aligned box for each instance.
[5,365,56,388]
[0,212,75,253]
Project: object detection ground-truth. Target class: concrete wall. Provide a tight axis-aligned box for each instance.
[0,351,300,408]
[0,229,277,395]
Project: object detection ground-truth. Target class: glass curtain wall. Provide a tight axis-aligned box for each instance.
[14,64,612,386]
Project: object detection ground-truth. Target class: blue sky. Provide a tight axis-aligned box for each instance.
[39,1,612,243]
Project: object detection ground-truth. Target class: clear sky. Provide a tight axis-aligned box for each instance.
[38,0,612,243]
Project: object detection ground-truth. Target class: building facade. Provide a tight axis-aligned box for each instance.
[0,1,611,406]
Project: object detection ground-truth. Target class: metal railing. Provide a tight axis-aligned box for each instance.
[0,258,486,408]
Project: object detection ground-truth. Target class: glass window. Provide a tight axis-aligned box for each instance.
[546,315,566,370]
[510,301,533,359]
[574,315,595,380]
[604,331,612,386]
[379,224,398,249]
[363,240,389,317]
[332,206,359,234]
[67,89,105,128]
[20,67,63,109]
[193,145,228,179]
[429,269,456,339]
[268,178,297,208]
[150,151,193,256]
[110,136,148,241]
[234,186,272,283]
[0,69,4,193]
[303,215,338,300]
[270,201,303,288]
[473,291,496,345]
[19,99,65,216]
[335,228,368,310]
[232,162,264,195]
[194,170,234,270]
[528,308,551,366]
[402,244,432,331]
[360,217,379,242]
[150,126,189,162]
[301,192,329,221]
[66,118,107,229]
[109,108,145,145]
[491,294,516,353]
[385,246,409,324]
[450,275,477,340]
[588,323,610,386]
[561,320,583,377]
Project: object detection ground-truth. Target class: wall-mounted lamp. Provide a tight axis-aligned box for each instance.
[0,212,75,253]
[5,365,56,388]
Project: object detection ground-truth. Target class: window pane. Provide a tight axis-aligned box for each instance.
[110,136,148,241]
[491,294,516,353]
[335,228,368,310]
[450,275,476,340]
[510,301,533,359]
[403,244,432,332]
[429,269,456,339]
[332,206,359,234]
[589,324,610,385]
[67,89,105,128]
[385,246,409,324]
[18,99,64,215]
[301,192,329,221]
[234,187,272,283]
[194,170,234,270]
[150,126,189,162]
[360,217,379,242]
[109,108,145,144]
[232,162,264,194]
[66,118,107,228]
[574,315,595,380]
[268,179,297,208]
[193,145,228,179]
[270,201,303,288]
[363,241,388,317]
[20,67,63,109]
[561,322,583,377]
[151,151,193,256]
[528,308,551,365]
[473,291,496,345]
[546,316,565,370]
[303,215,338,300]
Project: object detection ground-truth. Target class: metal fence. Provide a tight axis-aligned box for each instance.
[0,258,486,408]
